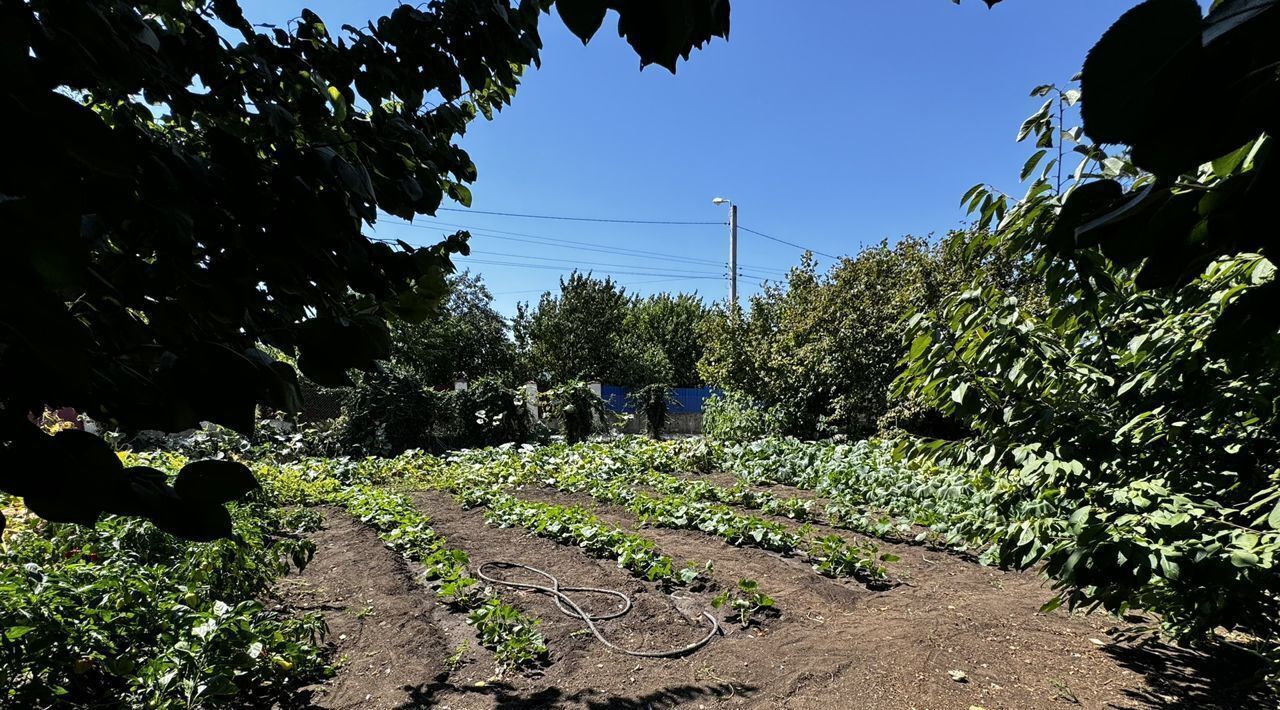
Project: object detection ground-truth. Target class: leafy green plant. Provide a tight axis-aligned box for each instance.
[627,384,678,440]
[0,496,328,706]
[701,391,785,442]
[711,578,778,628]
[895,0,1280,661]
[543,380,612,443]
[466,599,547,668]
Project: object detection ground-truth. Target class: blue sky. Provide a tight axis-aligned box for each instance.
[252,1,1144,316]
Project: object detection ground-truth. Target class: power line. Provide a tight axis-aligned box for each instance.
[491,276,710,297]
[738,224,840,260]
[463,257,723,280]
[469,249,728,277]
[436,206,724,226]
[376,217,790,276]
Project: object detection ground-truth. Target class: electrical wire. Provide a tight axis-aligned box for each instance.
[469,249,757,278]
[463,257,723,280]
[737,225,840,260]
[377,217,789,276]
[490,276,710,297]
[436,206,724,226]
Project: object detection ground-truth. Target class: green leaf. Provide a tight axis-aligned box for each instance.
[1269,499,1280,530]
[1021,149,1048,182]
[174,460,259,505]
[557,0,609,44]
[1230,549,1260,567]
[951,382,970,405]
[4,625,35,641]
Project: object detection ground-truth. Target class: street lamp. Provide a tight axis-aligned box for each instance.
[712,197,738,305]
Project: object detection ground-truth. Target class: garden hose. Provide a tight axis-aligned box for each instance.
[476,561,720,658]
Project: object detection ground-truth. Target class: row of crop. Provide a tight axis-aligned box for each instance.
[253,458,550,670]
[443,445,896,584]
[534,435,993,551]
[445,436,988,552]
[1,452,330,708]
[426,465,702,587]
[715,438,999,552]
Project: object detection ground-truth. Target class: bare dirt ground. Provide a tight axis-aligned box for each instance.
[278,493,1273,710]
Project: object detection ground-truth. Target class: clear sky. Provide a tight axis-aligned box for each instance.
[250,1,1148,316]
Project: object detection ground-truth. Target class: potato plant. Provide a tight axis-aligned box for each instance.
[0,485,328,706]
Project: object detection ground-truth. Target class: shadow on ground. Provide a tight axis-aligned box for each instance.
[397,673,756,709]
[1104,640,1275,709]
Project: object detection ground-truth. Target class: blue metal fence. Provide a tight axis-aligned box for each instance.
[600,385,718,414]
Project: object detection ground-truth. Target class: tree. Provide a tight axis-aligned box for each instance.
[897,0,1280,656]
[698,233,1030,439]
[622,293,709,388]
[515,272,635,384]
[0,0,730,537]
[388,272,516,388]
[515,273,709,387]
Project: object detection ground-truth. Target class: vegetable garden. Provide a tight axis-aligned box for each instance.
[5,0,1280,707]
[5,431,1267,707]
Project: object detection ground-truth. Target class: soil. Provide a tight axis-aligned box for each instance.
[274,507,452,709]
[280,493,1274,710]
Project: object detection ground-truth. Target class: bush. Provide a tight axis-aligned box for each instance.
[337,371,537,456]
[443,377,534,450]
[543,381,611,444]
[627,384,676,439]
[336,370,448,456]
[0,487,327,706]
[702,391,785,442]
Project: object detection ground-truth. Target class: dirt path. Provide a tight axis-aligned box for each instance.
[275,506,454,709]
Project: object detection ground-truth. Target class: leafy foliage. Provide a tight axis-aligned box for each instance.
[623,293,711,387]
[0,0,729,533]
[515,273,709,387]
[701,391,786,442]
[543,380,611,444]
[699,236,1035,438]
[336,370,450,456]
[387,272,518,388]
[0,457,327,706]
[337,371,533,456]
[896,0,1280,652]
[627,384,677,439]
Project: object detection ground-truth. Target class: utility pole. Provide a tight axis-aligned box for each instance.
[713,197,738,307]
[728,202,738,307]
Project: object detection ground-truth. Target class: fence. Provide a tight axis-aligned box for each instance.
[600,385,719,414]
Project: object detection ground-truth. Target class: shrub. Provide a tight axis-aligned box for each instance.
[337,370,447,456]
[336,372,536,456]
[627,384,676,439]
[543,381,610,443]
[444,377,533,449]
